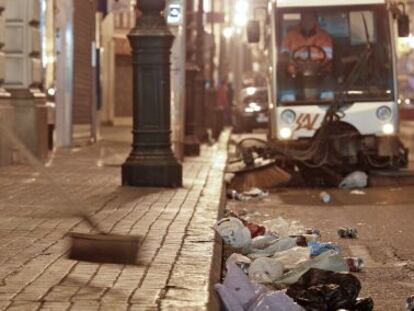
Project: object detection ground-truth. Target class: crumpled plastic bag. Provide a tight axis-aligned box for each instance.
[214,217,252,249]
[215,262,304,311]
[248,237,299,258]
[250,233,279,250]
[248,257,285,284]
[275,250,349,286]
[272,247,310,270]
[264,217,305,238]
[308,241,341,257]
[339,171,368,189]
[286,268,362,311]
[243,187,270,199]
[227,253,252,274]
[215,261,266,310]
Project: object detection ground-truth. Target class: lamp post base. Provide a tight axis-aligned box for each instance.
[122,156,182,188]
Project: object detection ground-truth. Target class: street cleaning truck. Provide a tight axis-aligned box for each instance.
[246,0,411,172]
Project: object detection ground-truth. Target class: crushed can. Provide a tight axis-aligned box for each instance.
[337,227,358,239]
[345,257,364,272]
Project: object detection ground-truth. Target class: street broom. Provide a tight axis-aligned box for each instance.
[0,122,141,265]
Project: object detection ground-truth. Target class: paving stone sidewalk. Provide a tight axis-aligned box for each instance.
[0,127,229,311]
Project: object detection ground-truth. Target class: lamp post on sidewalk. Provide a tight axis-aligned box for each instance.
[122,0,182,188]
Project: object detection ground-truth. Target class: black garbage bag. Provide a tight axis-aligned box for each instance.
[354,297,374,311]
[286,268,362,311]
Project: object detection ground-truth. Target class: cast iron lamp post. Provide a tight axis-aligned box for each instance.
[122,0,182,187]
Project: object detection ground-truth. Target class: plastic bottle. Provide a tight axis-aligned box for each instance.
[320,191,331,204]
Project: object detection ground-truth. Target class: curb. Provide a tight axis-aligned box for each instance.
[160,128,231,310]
[208,128,231,311]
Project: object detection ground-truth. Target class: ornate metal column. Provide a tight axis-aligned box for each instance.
[122,0,182,188]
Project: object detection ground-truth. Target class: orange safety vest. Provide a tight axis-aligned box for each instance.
[282,25,333,61]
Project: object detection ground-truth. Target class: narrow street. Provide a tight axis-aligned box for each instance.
[226,125,414,310]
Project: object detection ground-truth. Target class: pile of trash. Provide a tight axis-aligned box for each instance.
[214,216,373,311]
[227,188,270,202]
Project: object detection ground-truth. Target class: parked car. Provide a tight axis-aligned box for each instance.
[233,86,269,133]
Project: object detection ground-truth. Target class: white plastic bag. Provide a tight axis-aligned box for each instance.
[339,171,368,189]
[275,250,349,286]
[272,247,310,270]
[248,237,298,259]
[214,217,252,249]
[248,257,285,284]
[263,217,305,238]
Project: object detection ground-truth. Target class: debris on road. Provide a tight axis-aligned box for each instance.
[227,187,270,201]
[215,214,374,310]
[320,191,332,204]
[339,171,368,189]
[345,257,365,272]
[263,217,305,238]
[227,253,252,274]
[350,189,366,196]
[272,247,310,270]
[308,241,341,257]
[249,257,285,284]
[338,227,359,239]
[286,268,362,310]
[302,229,321,242]
[214,217,252,249]
[406,295,414,310]
[275,250,349,286]
[215,261,305,311]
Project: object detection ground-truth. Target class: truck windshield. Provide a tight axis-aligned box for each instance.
[276,6,394,105]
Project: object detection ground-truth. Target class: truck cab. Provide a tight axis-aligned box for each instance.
[249,0,410,169]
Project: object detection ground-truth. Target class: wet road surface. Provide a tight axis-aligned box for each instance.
[227,129,414,310]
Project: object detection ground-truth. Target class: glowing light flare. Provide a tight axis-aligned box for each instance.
[223,27,235,39]
[233,0,249,27]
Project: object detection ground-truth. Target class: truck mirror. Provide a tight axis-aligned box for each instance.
[247,20,260,43]
[398,14,410,37]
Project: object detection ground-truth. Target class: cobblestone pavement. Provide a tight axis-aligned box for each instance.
[0,127,228,311]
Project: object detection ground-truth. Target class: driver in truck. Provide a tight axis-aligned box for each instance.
[282,12,333,76]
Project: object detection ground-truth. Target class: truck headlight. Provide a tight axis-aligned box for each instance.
[279,127,292,140]
[376,106,392,121]
[281,109,296,125]
[382,123,395,135]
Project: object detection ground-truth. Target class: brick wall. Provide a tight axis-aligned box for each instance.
[72,0,96,125]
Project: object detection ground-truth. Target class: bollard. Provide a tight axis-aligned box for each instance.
[122,0,182,188]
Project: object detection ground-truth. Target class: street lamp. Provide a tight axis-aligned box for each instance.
[223,27,235,39]
[122,0,182,188]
